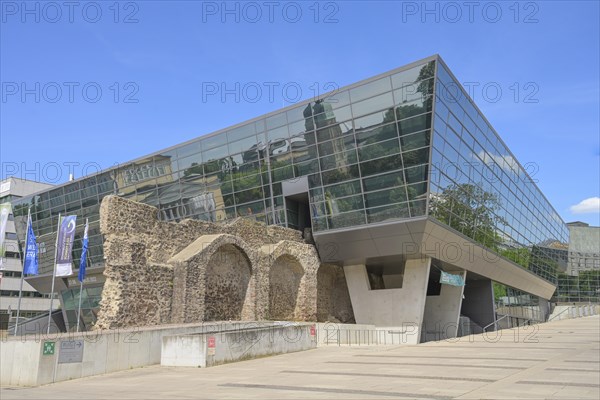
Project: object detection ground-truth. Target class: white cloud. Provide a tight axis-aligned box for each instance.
[570,197,600,214]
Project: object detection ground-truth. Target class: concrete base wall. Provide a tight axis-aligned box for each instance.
[0,321,306,387]
[343,258,431,344]
[161,323,315,368]
[422,271,466,342]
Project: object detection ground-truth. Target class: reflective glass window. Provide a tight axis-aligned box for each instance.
[391,63,432,89]
[351,92,394,118]
[398,113,432,136]
[350,77,392,103]
[201,132,228,150]
[394,78,433,103]
[360,154,403,177]
[395,96,433,120]
[227,123,257,142]
[400,130,430,151]
[362,170,405,192]
[358,138,401,162]
[266,112,288,130]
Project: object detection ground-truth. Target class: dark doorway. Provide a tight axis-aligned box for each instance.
[285,193,311,233]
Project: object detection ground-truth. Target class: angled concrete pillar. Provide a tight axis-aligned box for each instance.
[343,257,431,344]
[460,278,495,333]
[422,270,466,342]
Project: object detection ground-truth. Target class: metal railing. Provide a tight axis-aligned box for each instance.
[483,314,508,332]
[320,327,415,346]
[548,308,570,321]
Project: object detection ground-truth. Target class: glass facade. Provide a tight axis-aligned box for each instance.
[11,56,578,306]
[429,62,569,286]
[12,59,436,277]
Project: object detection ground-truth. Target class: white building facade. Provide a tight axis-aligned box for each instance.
[0,178,55,330]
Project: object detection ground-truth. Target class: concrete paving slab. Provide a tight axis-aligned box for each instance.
[1,316,599,399]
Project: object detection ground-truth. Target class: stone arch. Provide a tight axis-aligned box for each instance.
[169,234,258,323]
[269,254,305,320]
[204,243,253,321]
[261,241,321,321]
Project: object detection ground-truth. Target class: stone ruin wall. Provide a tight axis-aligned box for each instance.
[95,195,354,329]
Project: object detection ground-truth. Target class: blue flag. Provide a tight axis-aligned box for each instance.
[78,221,89,283]
[23,215,38,275]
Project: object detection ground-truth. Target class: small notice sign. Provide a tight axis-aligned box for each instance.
[310,325,316,337]
[207,336,216,355]
[43,341,55,355]
[58,340,84,363]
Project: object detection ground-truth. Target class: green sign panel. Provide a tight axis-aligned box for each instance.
[440,271,465,287]
[43,341,55,355]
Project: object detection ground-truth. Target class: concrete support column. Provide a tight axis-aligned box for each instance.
[460,278,495,333]
[343,257,431,344]
[422,270,466,342]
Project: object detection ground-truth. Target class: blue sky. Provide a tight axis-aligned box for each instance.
[1,0,599,225]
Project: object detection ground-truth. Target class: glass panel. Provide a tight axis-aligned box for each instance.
[318,135,356,156]
[351,92,394,118]
[405,164,429,184]
[356,122,398,147]
[350,77,392,103]
[321,164,360,185]
[362,170,405,192]
[329,210,366,229]
[367,202,411,223]
[365,187,407,208]
[323,180,362,199]
[202,144,229,162]
[391,61,435,89]
[395,96,433,120]
[228,135,258,154]
[358,138,400,162]
[403,147,430,169]
[266,112,288,130]
[360,154,403,177]
[398,113,432,136]
[400,130,430,151]
[227,123,256,142]
[319,149,358,171]
[322,89,350,108]
[176,140,202,159]
[394,78,434,103]
[314,105,352,126]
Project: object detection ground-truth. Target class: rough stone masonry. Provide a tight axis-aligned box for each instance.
[95,195,354,329]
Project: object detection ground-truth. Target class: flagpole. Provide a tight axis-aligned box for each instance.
[75,218,88,333]
[47,213,61,335]
[13,207,31,336]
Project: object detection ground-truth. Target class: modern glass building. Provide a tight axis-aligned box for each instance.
[12,55,579,333]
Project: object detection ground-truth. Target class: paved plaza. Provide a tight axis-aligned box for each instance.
[2,316,599,399]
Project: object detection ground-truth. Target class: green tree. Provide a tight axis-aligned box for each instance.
[429,183,505,251]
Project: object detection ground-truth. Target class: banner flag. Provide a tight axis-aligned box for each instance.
[23,214,39,275]
[78,220,89,282]
[55,215,77,277]
[0,203,12,269]
[440,271,465,287]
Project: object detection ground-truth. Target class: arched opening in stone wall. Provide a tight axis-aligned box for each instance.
[269,255,304,320]
[204,244,253,321]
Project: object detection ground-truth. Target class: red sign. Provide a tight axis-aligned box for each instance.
[310,325,316,336]
[207,337,216,348]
